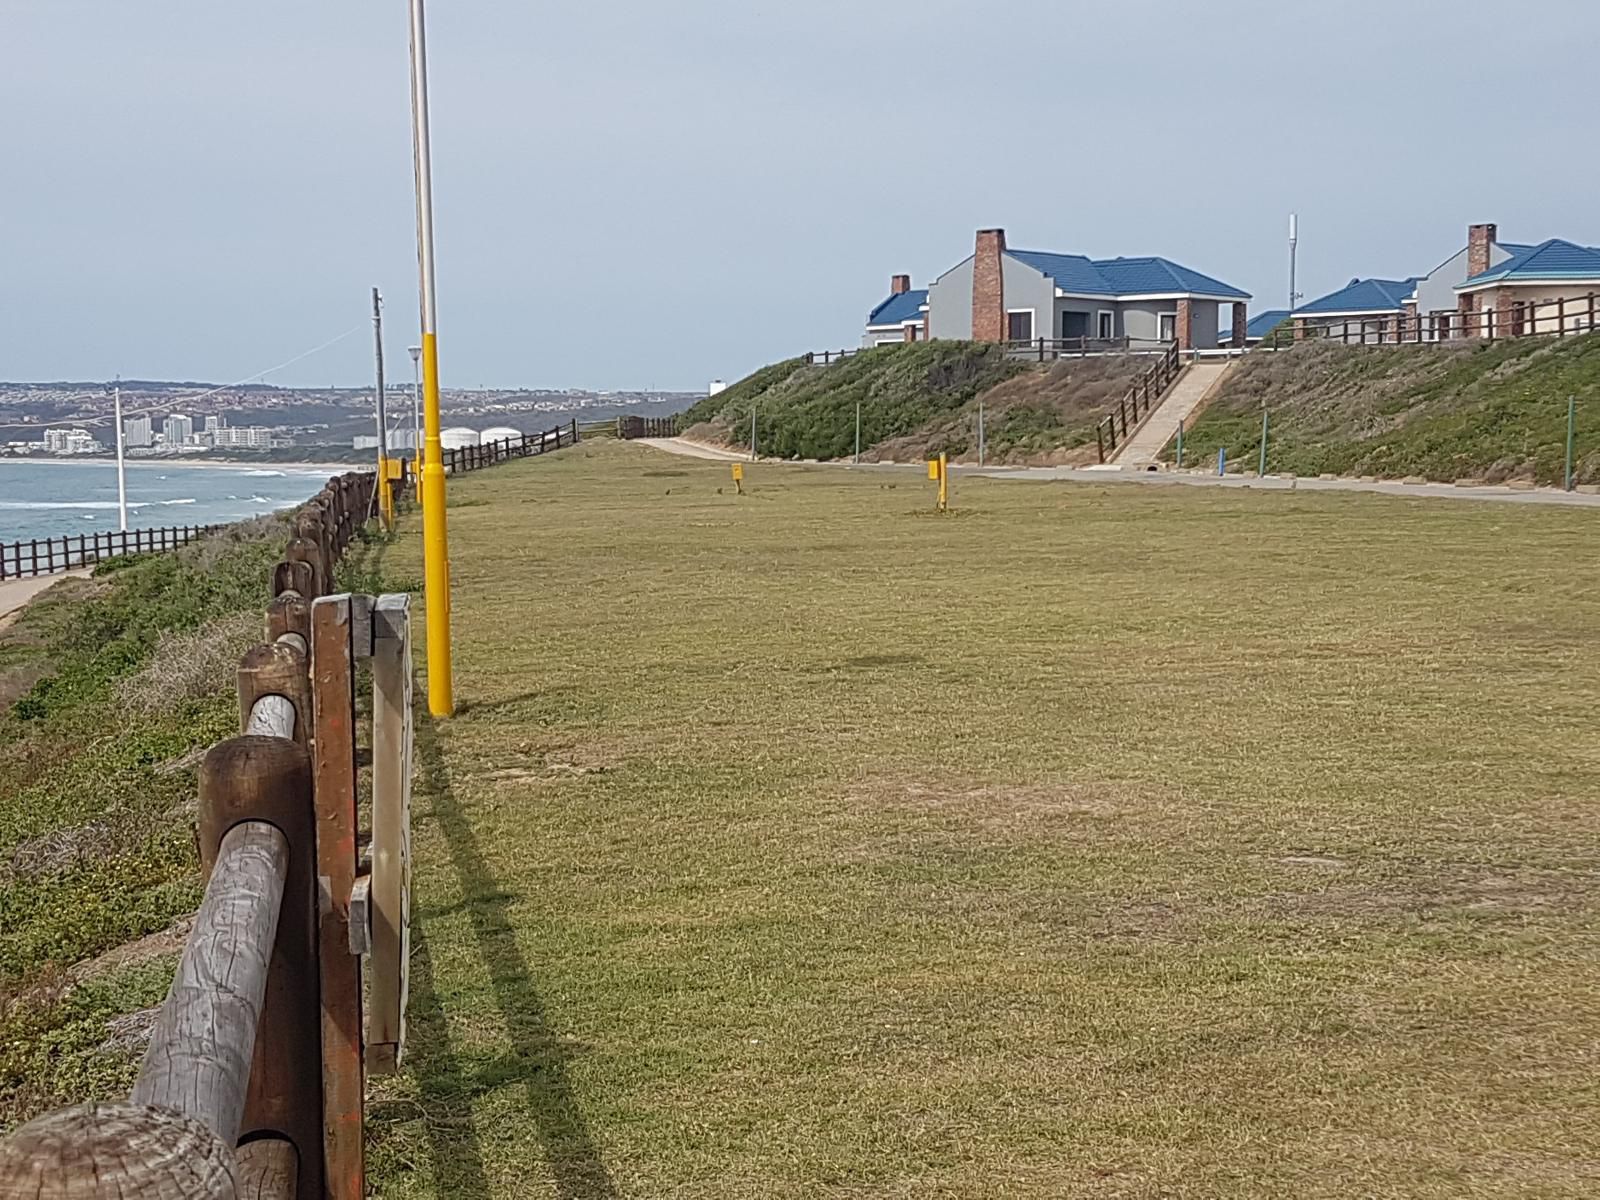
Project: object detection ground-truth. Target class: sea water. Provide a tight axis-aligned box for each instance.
[0,460,337,542]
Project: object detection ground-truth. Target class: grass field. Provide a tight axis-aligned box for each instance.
[368,440,1600,1198]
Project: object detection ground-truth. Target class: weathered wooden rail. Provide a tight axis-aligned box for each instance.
[616,415,677,439]
[0,523,228,581]
[1094,340,1182,463]
[0,470,415,1200]
[442,421,577,475]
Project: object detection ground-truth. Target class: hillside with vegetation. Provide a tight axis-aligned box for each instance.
[0,509,400,1128]
[678,342,1149,465]
[1169,335,1600,483]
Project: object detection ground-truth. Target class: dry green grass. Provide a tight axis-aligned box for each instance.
[368,441,1600,1198]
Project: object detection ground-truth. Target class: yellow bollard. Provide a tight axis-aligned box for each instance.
[927,454,948,512]
[731,463,744,495]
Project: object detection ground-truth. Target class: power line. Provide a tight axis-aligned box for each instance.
[29,322,369,430]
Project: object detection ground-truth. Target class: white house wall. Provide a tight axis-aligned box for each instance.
[928,254,1065,341]
[1415,243,1516,316]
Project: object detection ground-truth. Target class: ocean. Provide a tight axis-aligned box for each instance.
[0,460,339,543]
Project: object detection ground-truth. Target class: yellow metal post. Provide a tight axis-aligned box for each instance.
[410,0,453,716]
[938,452,948,512]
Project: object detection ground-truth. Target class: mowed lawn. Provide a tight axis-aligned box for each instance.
[367,441,1600,1198]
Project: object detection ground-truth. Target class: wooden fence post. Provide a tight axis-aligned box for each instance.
[311,595,365,1200]
[367,595,413,1075]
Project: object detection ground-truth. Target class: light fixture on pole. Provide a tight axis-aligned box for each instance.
[408,345,422,486]
[409,0,454,716]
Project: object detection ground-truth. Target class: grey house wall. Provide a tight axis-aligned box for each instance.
[1054,298,1118,339]
[1414,243,1515,316]
[928,254,1059,341]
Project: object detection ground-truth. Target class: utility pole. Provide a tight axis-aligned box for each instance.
[408,345,422,488]
[409,0,453,716]
[977,401,985,467]
[1288,213,1301,313]
[372,287,393,528]
[108,380,128,532]
[854,401,860,464]
[750,407,757,462]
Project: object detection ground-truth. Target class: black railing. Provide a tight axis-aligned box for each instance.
[0,523,228,581]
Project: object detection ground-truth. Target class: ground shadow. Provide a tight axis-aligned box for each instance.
[396,713,619,1198]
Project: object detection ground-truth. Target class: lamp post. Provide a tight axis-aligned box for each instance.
[409,0,453,716]
[107,380,128,532]
[408,345,422,489]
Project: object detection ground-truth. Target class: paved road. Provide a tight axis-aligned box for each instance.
[636,438,1600,509]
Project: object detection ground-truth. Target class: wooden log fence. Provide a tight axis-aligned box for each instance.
[1269,292,1600,350]
[1094,340,1183,463]
[0,523,227,582]
[0,467,417,1200]
[440,421,577,475]
[616,415,677,439]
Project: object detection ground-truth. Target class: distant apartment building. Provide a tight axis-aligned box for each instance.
[44,428,100,454]
[163,413,194,445]
[211,426,273,449]
[123,415,153,448]
[205,414,226,433]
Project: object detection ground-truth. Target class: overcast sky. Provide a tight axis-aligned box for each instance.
[6,1,1598,391]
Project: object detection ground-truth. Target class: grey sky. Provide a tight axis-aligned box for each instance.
[6,1,1598,391]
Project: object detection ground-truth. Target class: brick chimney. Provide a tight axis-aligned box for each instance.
[890,274,912,295]
[971,229,1007,342]
[1468,223,1498,278]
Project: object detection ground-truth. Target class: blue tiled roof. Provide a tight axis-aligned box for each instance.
[1294,277,1419,316]
[867,289,928,326]
[1460,239,1600,288]
[1007,249,1250,300]
[1218,310,1291,343]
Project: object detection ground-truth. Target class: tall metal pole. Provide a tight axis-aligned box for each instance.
[977,401,985,467]
[112,382,128,533]
[409,0,453,716]
[750,407,757,462]
[854,401,860,464]
[1565,395,1576,492]
[408,345,422,484]
[372,287,393,528]
[1288,213,1299,314]
[1259,406,1270,476]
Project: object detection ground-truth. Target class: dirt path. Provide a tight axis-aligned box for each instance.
[0,570,89,624]
[636,438,1600,509]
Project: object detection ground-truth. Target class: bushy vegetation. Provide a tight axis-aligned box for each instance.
[0,510,303,1129]
[678,343,1026,461]
[1170,334,1600,482]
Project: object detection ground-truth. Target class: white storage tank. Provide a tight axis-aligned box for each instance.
[440,427,481,450]
[478,426,522,444]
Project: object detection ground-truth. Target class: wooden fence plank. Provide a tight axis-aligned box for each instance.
[310,595,364,1200]
[367,594,413,1074]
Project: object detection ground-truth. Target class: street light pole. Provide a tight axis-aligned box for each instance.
[109,381,128,532]
[408,345,422,488]
[409,0,453,716]
[372,286,393,529]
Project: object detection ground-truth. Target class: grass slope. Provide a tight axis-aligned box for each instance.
[0,506,403,1129]
[369,442,1600,1198]
[1171,334,1600,482]
[679,343,1148,465]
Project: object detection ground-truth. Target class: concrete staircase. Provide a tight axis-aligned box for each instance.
[1110,360,1234,467]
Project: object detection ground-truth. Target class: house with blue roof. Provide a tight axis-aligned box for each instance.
[1453,227,1600,338]
[863,275,930,346]
[1218,309,1291,347]
[910,228,1250,351]
[1291,223,1600,343]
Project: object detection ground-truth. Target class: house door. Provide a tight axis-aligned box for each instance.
[1061,312,1089,340]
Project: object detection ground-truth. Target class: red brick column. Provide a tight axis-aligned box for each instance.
[903,324,918,344]
[1231,301,1248,348]
[1496,289,1516,339]
[1460,291,1479,338]
[1175,298,1193,350]
[1293,318,1307,341]
[971,229,1006,342]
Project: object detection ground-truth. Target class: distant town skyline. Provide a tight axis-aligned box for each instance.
[7,1,1600,390]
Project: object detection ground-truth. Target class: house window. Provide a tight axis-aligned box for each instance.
[1158,313,1177,342]
[1007,310,1034,342]
[1097,311,1114,339]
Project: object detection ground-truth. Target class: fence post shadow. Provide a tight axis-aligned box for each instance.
[397,711,618,1200]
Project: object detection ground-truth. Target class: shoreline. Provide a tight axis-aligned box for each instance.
[2,457,352,473]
